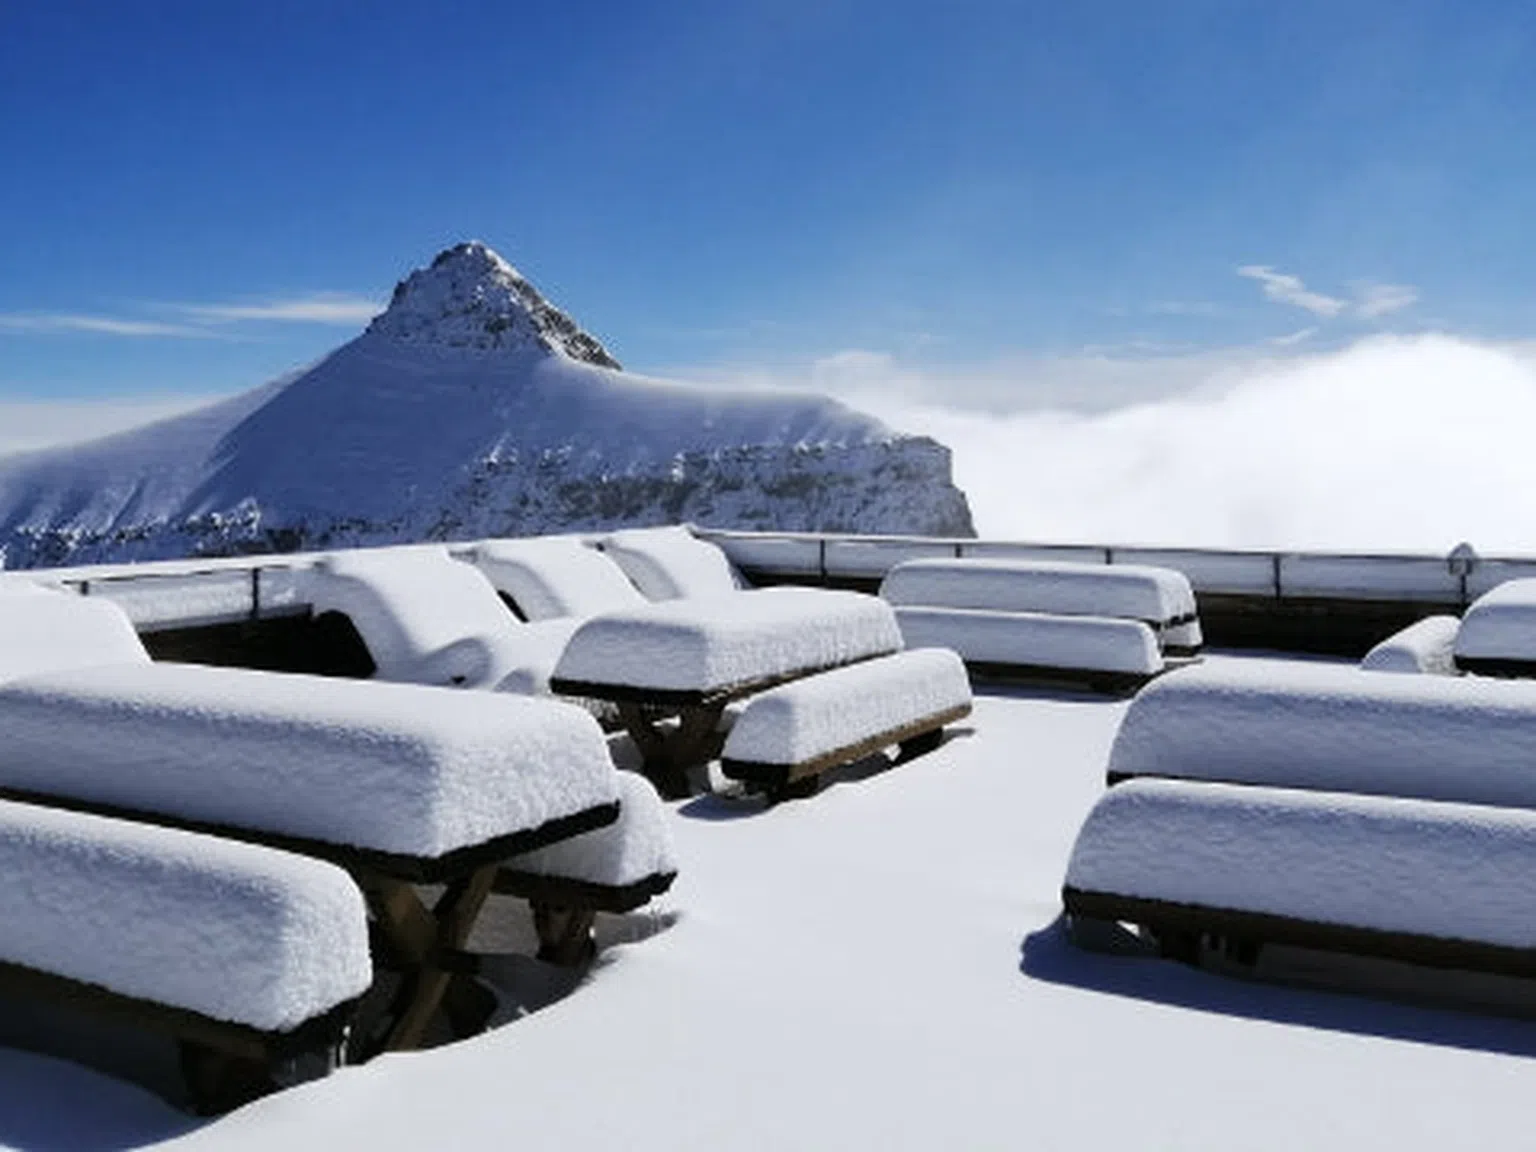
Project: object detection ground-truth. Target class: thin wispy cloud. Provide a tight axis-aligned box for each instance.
[1268,326,1317,347]
[1236,265,1348,318]
[1237,265,1420,323]
[176,292,382,325]
[1353,282,1419,319]
[0,313,209,338]
[0,292,382,340]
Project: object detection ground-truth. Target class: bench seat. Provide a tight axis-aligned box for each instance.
[880,558,1201,655]
[0,797,370,1111]
[895,606,1162,690]
[1455,579,1536,676]
[720,649,972,797]
[1064,778,1536,980]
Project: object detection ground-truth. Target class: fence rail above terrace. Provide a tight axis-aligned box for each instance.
[5,530,1534,655]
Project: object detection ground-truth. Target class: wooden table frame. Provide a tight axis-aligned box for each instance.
[0,783,619,1105]
[552,660,884,799]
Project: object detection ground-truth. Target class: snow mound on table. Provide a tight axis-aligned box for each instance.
[1108,660,1536,808]
[723,648,971,766]
[501,771,675,889]
[554,587,902,693]
[1067,777,1536,949]
[896,607,1162,675]
[472,535,644,621]
[306,546,526,689]
[1361,616,1461,675]
[0,798,369,1031]
[0,583,148,683]
[1455,579,1536,667]
[881,558,1196,624]
[601,526,746,601]
[0,663,618,858]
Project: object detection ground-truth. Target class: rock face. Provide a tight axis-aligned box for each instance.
[0,243,974,569]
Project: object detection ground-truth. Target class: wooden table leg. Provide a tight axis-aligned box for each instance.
[617,702,726,799]
[359,865,498,1056]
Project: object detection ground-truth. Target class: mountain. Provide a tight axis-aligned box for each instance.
[0,242,973,568]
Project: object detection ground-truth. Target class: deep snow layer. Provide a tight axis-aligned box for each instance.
[0,663,617,857]
[12,660,1536,1148]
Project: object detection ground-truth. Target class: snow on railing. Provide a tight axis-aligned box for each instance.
[7,530,1536,632]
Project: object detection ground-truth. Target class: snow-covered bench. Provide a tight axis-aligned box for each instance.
[497,771,678,964]
[1064,777,1536,985]
[1360,615,1461,675]
[1106,660,1536,810]
[305,545,582,695]
[880,558,1202,656]
[0,797,370,1113]
[720,649,973,800]
[600,524,748,601]
[470,534,646,620]
[1454,579,1536,676]
[0,658,622,1055]
[550,586,904,795]
[893,607,1162,693]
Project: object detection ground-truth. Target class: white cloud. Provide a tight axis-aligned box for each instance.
[177,293,382,325]
[0,395,223,455]
[1267,327,1317,347]
[1237,265,1421,322]
[0,313,208,338]
[803,334,1536,553]
[1353,282,1420,318]
[1236,265,1349,317]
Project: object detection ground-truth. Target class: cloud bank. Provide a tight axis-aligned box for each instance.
[0,395,221,456]
[826,334,1536,554]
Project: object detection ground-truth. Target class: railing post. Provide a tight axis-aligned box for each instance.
[1272,554,1283,599]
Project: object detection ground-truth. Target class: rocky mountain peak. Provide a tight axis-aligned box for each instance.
[365,241,621,367]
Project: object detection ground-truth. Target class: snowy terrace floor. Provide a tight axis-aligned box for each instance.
[10,655,1536,1151]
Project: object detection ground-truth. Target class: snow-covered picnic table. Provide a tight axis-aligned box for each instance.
[549,586,903,795]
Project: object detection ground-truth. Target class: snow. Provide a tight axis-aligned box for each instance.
[500,771,675,890]
[600,526,746,601]
[53,659,1536,1151]
[1108,659,1536,808]
[0,662,619,858]
[1455,578,1536,667]
[490,617,584,697]
[1067,777,1536,949]
[895,606,1163,674]
[471,535,644,621]
[880,557,1198,626]
[306,546,530,689]
[1360,615,1462,675]
[553,586,902,693]
[722,648,971,766]
[0,798,370,1032]
[0,583,148,683]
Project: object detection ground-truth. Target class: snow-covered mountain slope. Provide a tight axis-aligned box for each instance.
[0,243,972,567]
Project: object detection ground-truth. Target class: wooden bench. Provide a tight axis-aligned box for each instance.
[0,797,371,1114]
[497,772,678,964]
[719,649,973,802]
[1064,777,1536,994]
[1104,660,1536,809]
[893,607,1163,695]
[1455,579,1536,676]
[880,557,1202,657]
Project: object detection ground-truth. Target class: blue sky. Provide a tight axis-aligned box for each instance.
[3,0,1534,407]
